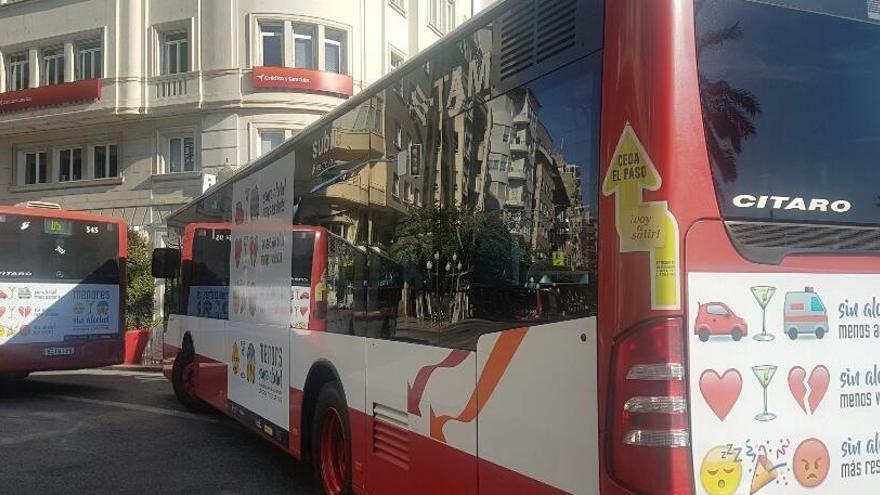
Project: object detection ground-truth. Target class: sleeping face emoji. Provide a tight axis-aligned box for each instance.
[700,445,742,495]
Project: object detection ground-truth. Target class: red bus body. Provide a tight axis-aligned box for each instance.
[158,1,880,493]
[0,206,127,375]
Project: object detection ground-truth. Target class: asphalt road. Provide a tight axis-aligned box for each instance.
[0,369,319,495]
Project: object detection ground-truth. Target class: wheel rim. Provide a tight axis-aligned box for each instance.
[182,361,197,397]
[320,407,346,495]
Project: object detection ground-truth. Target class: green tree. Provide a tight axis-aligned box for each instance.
[126,230,154,329]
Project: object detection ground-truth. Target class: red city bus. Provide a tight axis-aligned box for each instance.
[0,204,127,380]
[153,0,880,493]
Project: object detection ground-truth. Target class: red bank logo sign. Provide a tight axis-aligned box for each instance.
[252,67,353,97]
[0,78,103,113]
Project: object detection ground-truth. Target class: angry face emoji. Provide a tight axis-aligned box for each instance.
[793,438,829,488]
[700,445,742,495]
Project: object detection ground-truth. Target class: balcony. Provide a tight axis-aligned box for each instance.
[149,72,200,110]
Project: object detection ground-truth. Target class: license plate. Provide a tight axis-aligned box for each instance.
[43,347,74,357]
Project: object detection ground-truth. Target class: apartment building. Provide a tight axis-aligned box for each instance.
[0,0,475,241]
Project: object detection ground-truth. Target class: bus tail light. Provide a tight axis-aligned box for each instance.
[608,318,692,494]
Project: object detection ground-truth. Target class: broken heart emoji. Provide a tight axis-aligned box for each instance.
[788,365,829,414]
[18,306,31,318]
[699,368,742,421]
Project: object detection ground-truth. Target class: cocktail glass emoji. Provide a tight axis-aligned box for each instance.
[752,365,777,421]
[750,286,776,341]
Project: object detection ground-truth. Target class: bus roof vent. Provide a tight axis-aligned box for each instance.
[16,201,62,210]
[495,0,600,92]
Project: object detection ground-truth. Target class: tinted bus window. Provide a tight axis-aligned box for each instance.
[292,231,316,285]
[697,0,880,225]
[0,214,119,284]
[364,42,601,349]
[187,227,230,319]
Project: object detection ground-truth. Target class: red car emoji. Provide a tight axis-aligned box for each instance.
[694,302,748,342]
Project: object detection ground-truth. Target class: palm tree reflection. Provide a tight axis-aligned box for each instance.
[698,20,761,182]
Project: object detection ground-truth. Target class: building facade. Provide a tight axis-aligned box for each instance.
[0,0,475,241]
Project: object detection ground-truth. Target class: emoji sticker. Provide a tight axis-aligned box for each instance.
[792,438,829,488]
[788,365,830,414]
[700,445,743,495]
[699,369,742,421]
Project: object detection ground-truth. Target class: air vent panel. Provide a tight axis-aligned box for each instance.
[726,221,880,264]
[498,0,580,82]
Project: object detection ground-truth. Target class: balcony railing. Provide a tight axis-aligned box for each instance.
[151,72,197,100]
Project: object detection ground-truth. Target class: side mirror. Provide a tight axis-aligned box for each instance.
[151,247,180,278]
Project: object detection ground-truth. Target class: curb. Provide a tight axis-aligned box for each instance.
[106,364,164,373]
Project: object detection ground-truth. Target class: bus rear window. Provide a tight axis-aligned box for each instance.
[0,214,119,283]
[697,0,880,225]
[292,232,315,285]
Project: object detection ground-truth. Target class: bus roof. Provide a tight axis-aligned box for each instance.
[165,0,514,224]
[0,205,127,226]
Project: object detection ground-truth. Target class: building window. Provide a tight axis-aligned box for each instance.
[76,40,102,80]
[42,47,64,86]
[94,144,118,178]
[260,130,285,156]
[293,24,316,69]
[162,31,189,75]
[58,148,83,182]
[394,121,402,150]
[167,136,195,173]
[392,173,399,197]
[325,28,346,74]
[24,152,48,185]
[6,52,29,91]
[446,0,456,32]
[260,23,283,67]
[429,0,442,30]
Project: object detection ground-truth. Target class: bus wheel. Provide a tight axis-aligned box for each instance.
[312,382,352,495]
[730,328,743,341]
[698,328,710,342]
[788,328,799,340]
[172,349,209,413]
[815,327,825,339]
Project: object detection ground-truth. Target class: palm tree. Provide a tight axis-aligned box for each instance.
[697,21,761,182]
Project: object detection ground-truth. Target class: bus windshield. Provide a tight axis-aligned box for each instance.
[697,0,880,225]
[0,213,120,283]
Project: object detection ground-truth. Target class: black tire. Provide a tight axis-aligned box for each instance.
[311,382,353,495]
[815,327,825,339]
[788,328,799,340]
[731,328,743,341]
[698,329,710,342]
[171,346,209,413]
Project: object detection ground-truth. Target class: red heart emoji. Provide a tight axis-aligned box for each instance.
[699,368,742,421]
[299,306,308,316]
[234,239,243,268]
[789,365,829,414]
[0,307,6,318]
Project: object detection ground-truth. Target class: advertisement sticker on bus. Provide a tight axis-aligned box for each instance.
[688,272,880,493]
[0,283,119,345]
[602,123,680,310]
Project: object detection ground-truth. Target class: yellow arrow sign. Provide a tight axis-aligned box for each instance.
[602,124,680,310]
